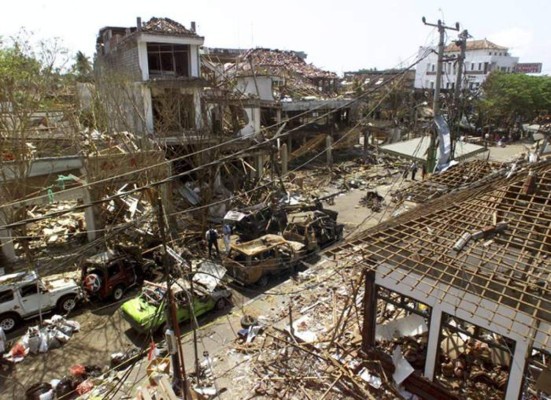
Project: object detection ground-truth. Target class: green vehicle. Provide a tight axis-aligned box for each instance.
[120,261,231,334]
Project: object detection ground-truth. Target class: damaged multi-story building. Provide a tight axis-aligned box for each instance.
[95,17,206,140]
[203,47,358,172]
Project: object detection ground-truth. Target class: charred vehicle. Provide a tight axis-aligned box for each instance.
[283,209,344,252]
[223,204,286,242]
[225,234,305,287]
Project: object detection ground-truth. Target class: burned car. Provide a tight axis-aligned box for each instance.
[80,248,158,302]
[223,204,287,242]
[224,234,305,287]
[283,209,344,252]
[120,261,231,334]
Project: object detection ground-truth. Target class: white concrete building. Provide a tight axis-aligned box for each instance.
[415,39,519,91]
[95,17,206,141]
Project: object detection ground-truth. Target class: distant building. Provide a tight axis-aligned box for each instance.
[343,69,416,90]
[414,39,519,91]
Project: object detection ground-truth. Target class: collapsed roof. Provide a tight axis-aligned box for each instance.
[327,158,551,350]
[215,48,339,100]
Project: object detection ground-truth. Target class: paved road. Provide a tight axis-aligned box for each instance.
[0,280,246,397]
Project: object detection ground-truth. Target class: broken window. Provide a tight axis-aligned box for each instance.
[436,314,514,400]
[521,348,551,399]
[376,287,431,373]
[147,43,190,78]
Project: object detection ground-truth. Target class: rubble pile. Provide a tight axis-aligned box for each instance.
[218,266,415,399]
[228,326,398,400]
[436,338,510,400]
[18,202,86,256]
[359,191,384,212]
[232,48,339,100]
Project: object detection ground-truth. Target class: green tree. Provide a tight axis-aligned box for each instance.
[477,72,551,128]
[72,50,93,82]
[0,34,79,263]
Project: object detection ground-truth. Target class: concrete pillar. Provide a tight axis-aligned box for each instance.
[143,87,154,134]
[326,135,333,168]
[424,303,443,380]
[82,188,97,242]
[287,136,292,154]
[280,143,288,176]
[363,130,369,164]
[256,154,264,179]
[505,338,529,400]
[0,212,17,263]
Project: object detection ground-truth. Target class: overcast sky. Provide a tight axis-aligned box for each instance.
[2,0,550,75]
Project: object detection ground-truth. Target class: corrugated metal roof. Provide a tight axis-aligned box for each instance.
[380,136,486,162]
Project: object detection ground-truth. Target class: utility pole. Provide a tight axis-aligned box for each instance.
[451,29,470,159]
[422,17,459,172]
[154,194,187,398]
[453,30,469,108]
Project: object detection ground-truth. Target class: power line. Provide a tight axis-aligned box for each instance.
[0,54,429,234]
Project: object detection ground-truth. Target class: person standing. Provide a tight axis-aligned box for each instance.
[222,223,232,254]
[205,226,220,258]
[411,161,418,180]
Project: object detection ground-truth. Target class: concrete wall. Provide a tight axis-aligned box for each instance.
[236,76,275,101]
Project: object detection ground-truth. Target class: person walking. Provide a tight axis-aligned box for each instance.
[222,223,232,254]
[205,226,220,258]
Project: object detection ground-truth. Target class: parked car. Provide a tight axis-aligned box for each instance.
[283,209,344,252]
[80,248,158,302]
[224,234,305,287]
[120,261,231,334]
[0,271,84,333]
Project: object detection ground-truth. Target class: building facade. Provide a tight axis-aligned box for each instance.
[95,17,206,141]
[414,39,519,91]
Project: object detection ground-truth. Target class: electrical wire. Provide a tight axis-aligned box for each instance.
[0,47,433,236]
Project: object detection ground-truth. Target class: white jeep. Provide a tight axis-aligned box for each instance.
[0,271,83,333]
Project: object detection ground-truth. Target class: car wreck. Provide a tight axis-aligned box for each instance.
[119,261,231,334]
[223,204,287,242]
[283,209,344,252]
[79,247,159,302]
[0,271,84,333]
[224,234,305,287]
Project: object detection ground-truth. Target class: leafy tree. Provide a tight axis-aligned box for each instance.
[477,72,551,128]
[72,50,93,82]
[0,33,79,262]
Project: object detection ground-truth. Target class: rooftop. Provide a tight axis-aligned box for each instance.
[327,158,551,350]
[445,38,508,52]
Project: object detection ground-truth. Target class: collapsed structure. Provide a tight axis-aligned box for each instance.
[324,158,551,399]
[1,14,550,400]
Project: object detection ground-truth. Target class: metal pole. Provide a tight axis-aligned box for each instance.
[361,270,377,352]
[451,30,469,160]
[433,21,445,116]
[155,196,186,398]
[422,17,460,172]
